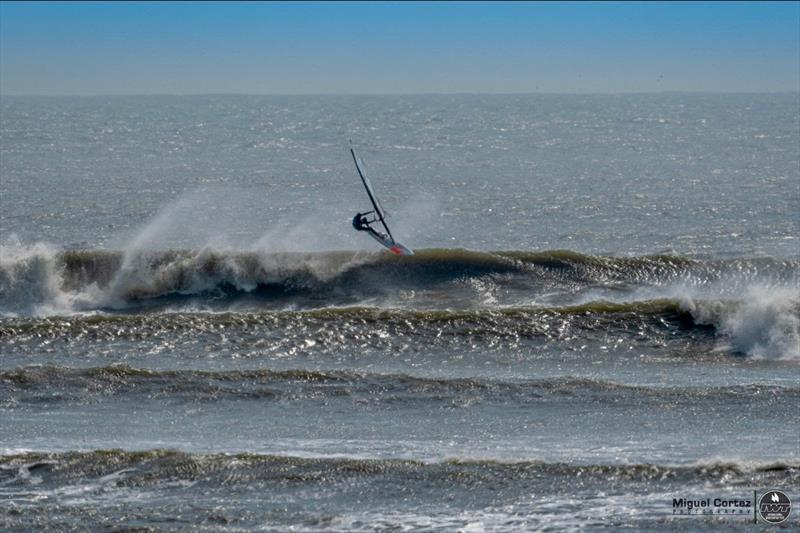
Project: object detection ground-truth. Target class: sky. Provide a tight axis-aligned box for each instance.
[1,1,798,95]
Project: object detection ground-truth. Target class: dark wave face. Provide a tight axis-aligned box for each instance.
[1,450,797,531]
[0,301,712,353]
[3,450,795,491]
[2,300,798,369]
[4,364,798,407]
[2,247,798,313]
[2,247,798,362]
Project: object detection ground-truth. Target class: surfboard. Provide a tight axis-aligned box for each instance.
[350,146,414,255]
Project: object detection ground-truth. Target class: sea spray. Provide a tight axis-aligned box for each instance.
[0,237,68,316]
[104,189,267,307]
[720,287,800,360]
[381,192,442,249]
[681,286,800,360]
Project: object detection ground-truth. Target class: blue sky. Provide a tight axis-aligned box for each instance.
[1,1,798,95]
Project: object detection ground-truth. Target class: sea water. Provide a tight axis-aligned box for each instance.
[1,94,798,530]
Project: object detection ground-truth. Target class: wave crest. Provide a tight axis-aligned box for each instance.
[2,243,797,360]
[2,449,797,488]
[2,244,796,311]
[683,287,800,360]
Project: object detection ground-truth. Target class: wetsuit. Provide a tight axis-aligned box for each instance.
[352,213,371,231]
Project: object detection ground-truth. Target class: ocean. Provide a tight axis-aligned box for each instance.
[1,94,798,530]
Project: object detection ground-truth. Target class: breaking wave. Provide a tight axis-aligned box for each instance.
[684,286,800,360]
[1,244,796,309]
[1,243,798,359]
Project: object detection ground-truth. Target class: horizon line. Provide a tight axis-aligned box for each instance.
[2,90,799,98]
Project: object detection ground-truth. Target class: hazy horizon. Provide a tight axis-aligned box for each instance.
[2,1,798,96]
[3,90,800,98]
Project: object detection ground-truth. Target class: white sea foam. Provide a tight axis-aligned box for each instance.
[718,287,800,360]
[0,236,70,316]
[682,286,800,360]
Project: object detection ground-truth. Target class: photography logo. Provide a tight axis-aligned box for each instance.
[758,490,791,524]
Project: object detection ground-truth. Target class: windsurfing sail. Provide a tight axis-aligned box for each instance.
[350,145,414,255]
[350,146,393,242]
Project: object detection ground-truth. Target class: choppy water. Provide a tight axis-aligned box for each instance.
[1,94,798,530]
